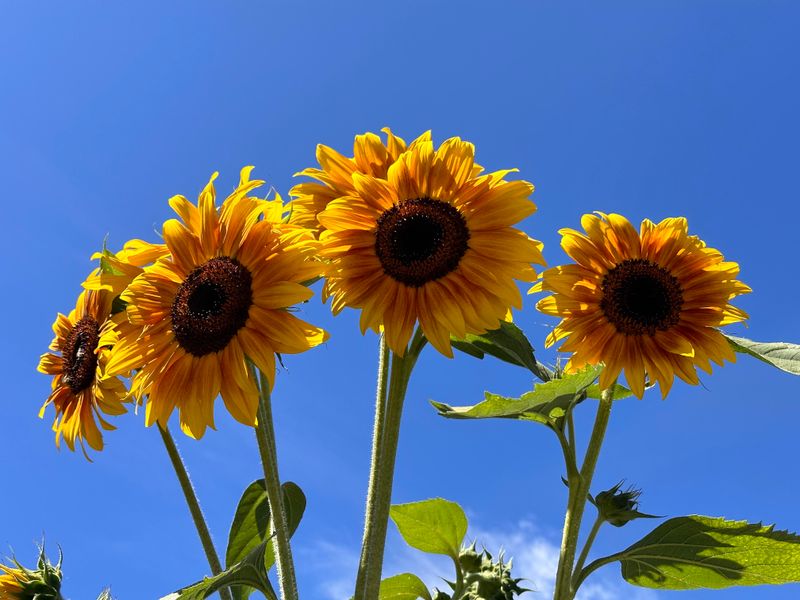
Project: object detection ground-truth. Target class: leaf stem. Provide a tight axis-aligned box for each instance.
[358,330,426,600]
[157,424,232,600]
[254,370,298,600]
[354,335,391,598]
[553,384,615,600]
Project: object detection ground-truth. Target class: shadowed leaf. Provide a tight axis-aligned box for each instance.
[432,365,602,424]
[451,321,551,380]
[225,480,306,600]
[617,515,800,589]
[725,334,800,375]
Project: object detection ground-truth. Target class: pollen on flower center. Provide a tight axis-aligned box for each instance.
[171,256,253,356]
[62,316,100,393]
[600,258,683,336]
[375,197,469,287]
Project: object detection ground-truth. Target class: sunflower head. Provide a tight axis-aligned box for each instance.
[106,167,328,439]
[289,127,431,234]
[0,548,62,600]
[37,285,131,457]
[316,132,545,356]
[533,213,751,398]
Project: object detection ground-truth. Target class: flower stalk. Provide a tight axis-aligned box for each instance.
[157,424,232,600]
[254,369,299,600]
[553,384,615,600]
[355,329,426,600]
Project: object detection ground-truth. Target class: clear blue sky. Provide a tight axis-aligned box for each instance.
[2,2,799,599]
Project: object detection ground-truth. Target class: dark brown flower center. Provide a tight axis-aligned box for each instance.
[62,316,100,393]
[375,197,469,287]
[600,258,683,336]
[171,256,253,356]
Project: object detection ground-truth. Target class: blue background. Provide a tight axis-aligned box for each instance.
[2,1,799,599]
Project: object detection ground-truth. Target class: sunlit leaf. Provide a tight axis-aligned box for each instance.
[379,573,432,600]
[390,499,467,560]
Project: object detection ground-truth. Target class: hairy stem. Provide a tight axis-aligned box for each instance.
[358,330,425,600]
[553,385,615,600]
[254,371,298,600]
[158,424,232,600]
[354,335,391,599]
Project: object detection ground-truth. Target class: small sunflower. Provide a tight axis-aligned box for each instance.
[316,134,545,356]
[533,213,751,398]
[37,286,130,455]
[106,167,328,439]
[289,127,430,233]
[0,564,27,599]
[84,238,169,297]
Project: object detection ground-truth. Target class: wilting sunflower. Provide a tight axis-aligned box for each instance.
[289,127,430,233]
[106,167,328,439]
[316,134,545,356]
[533,213,750,398]
[37,287,130,455]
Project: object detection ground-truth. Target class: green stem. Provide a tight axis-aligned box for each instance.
[574,551,626,589]
[358,330,426,600]
[354,335,391,599]
[158,424,232,600]
[254,370,298,600]
[552,385,615,600]
[571,513,604,590]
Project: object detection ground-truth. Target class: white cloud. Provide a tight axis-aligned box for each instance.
[302,519,659,600]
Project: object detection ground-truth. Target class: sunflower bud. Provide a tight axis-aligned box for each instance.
[593,482,658,527]
[0,546,63,600]
[457,545,527,600]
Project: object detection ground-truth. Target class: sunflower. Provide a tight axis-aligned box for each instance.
[0,564,26,599]
[106,167,328,439]
[37,286,130,456]
[316,134,545,356]
[533,213,751,398]
[289,127,430,233]
[83,238,169,297]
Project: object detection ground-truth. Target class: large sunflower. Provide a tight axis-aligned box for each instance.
[533,213,751,398]
[106,167,328,439]
[37,287,129,455]
[316,134,545,356]
[289,127,430,233]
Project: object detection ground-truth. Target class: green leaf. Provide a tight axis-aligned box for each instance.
[432,365,602,424]
[585,382,634,401]
[379,573,432,600]
[451,321,551,380]
[724,334,800,375]
[390,498,468,560]
[617,515,800,589]
[225,480,306,600]
[160,541,277,600]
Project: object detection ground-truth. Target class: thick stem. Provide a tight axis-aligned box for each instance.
[254,371,298,600]
[158,425,232,600]
[552,386,615,600]
[571,513,604,590]
[354,336,391,599]
[358,331,425,600]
